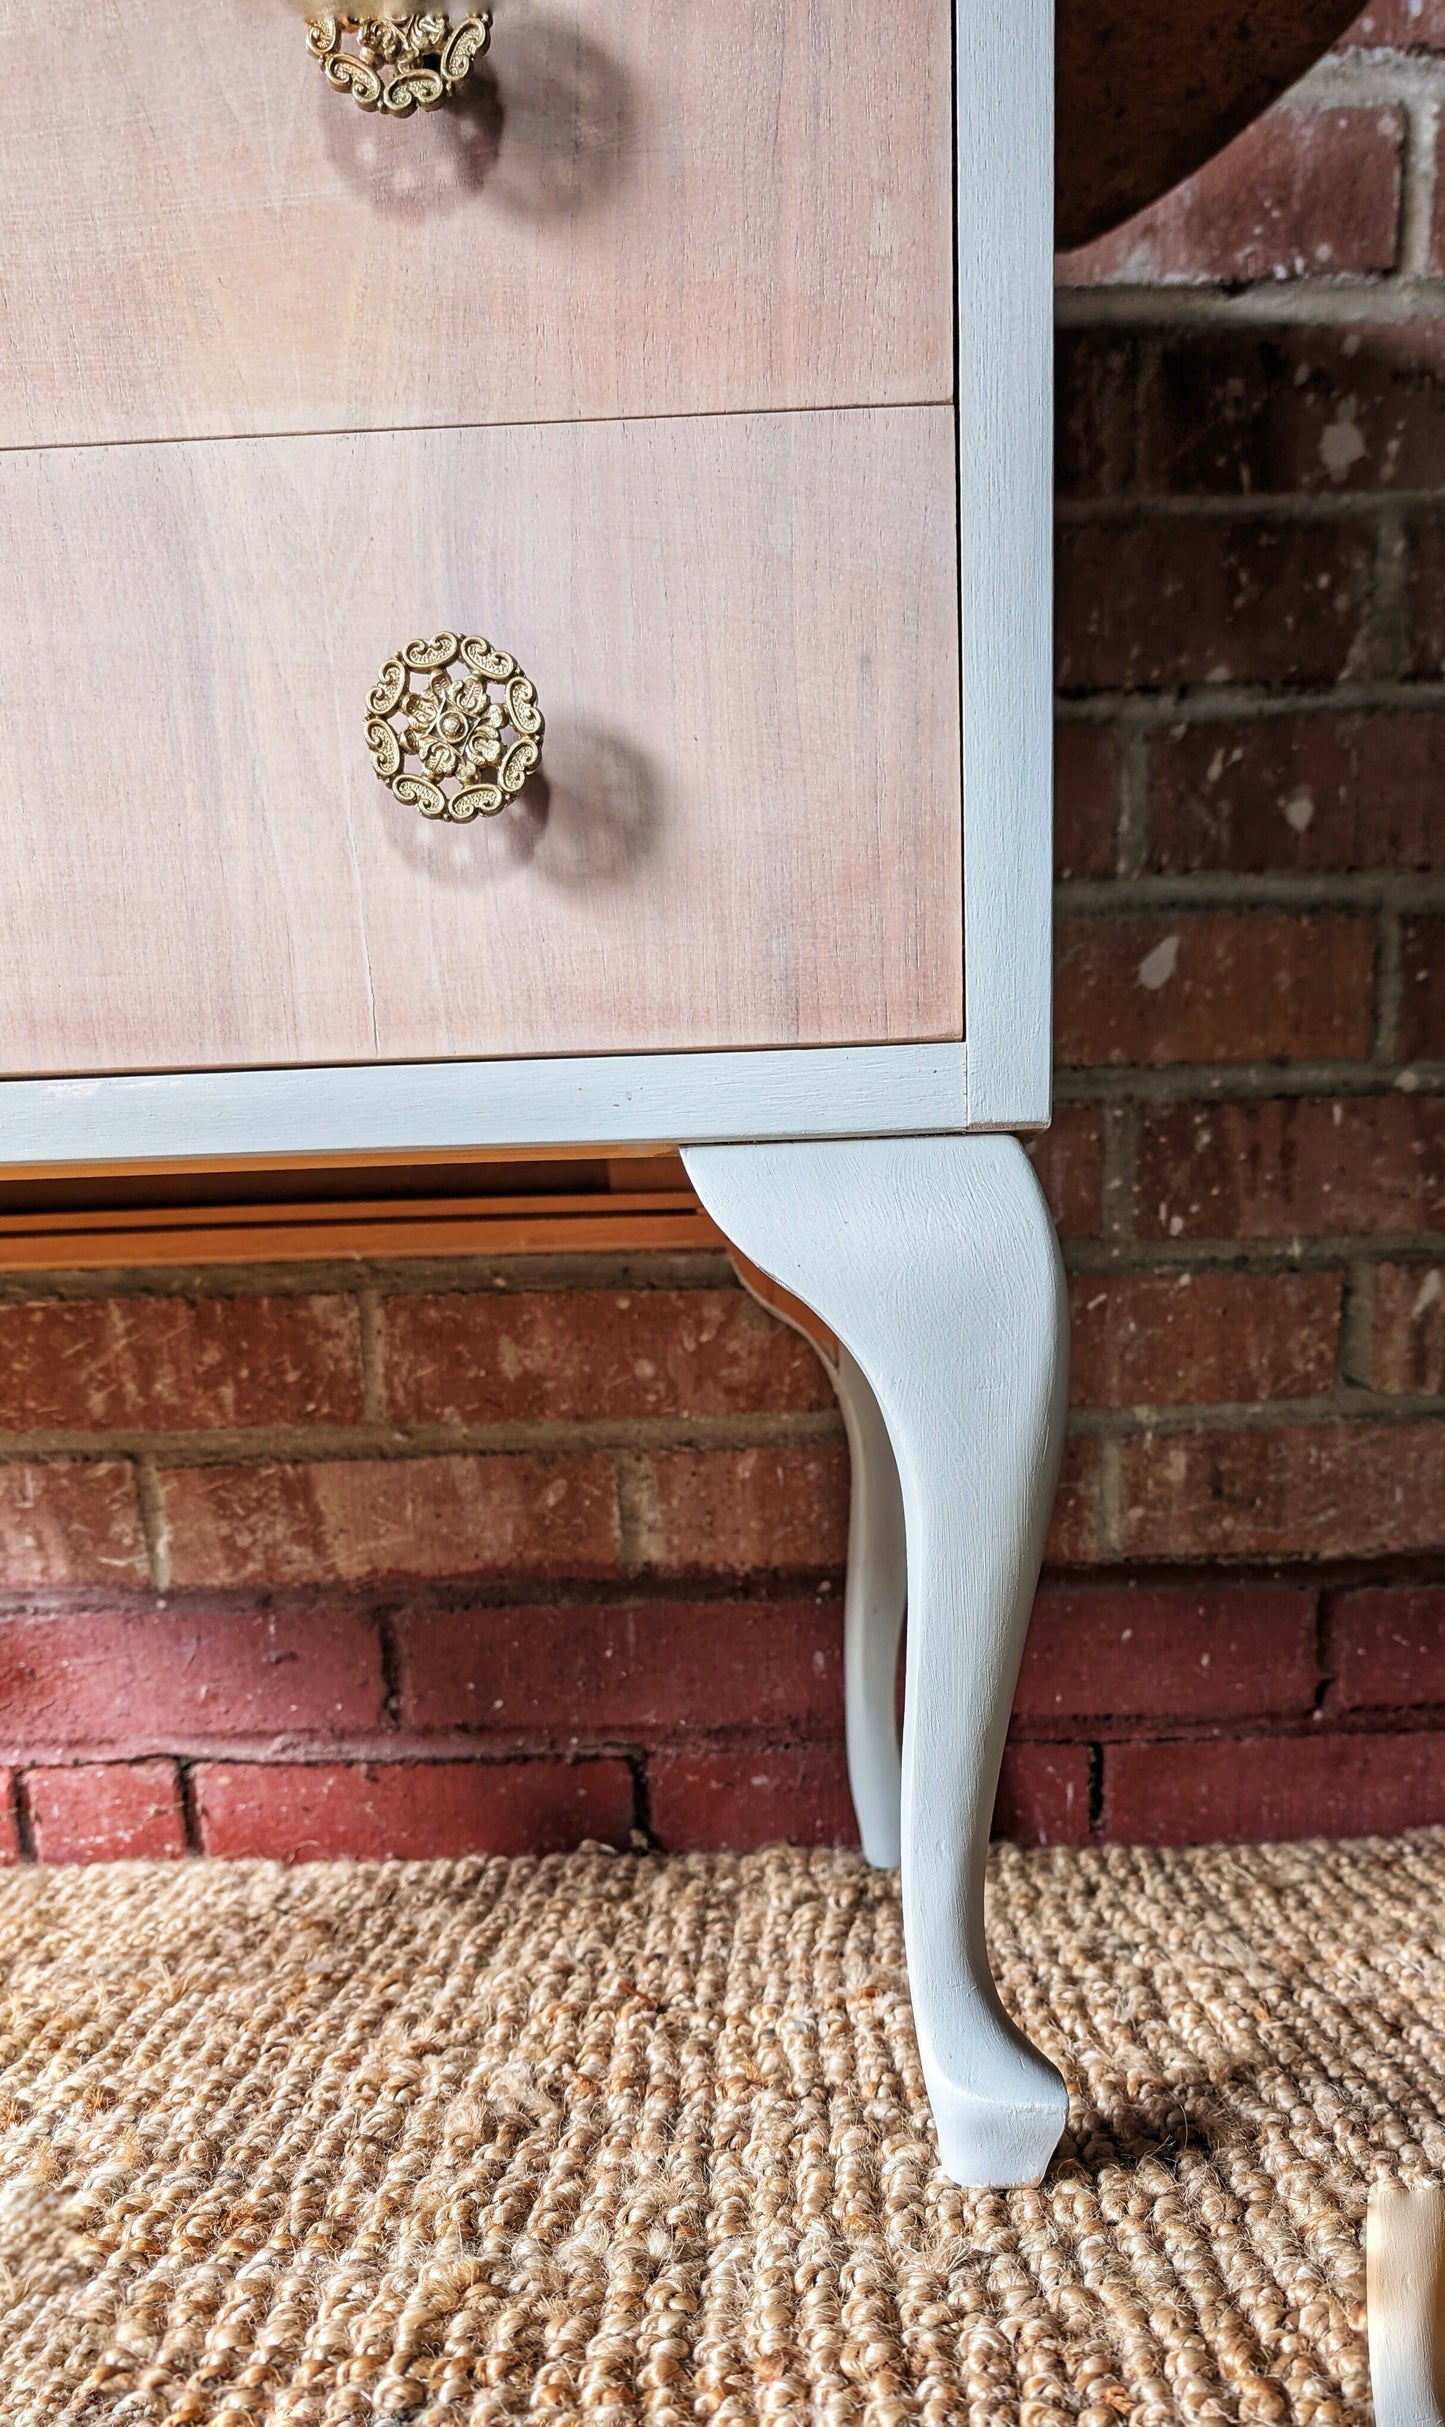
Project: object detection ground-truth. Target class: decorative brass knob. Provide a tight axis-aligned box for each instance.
[306,12,492,115]
[366,634,544,821]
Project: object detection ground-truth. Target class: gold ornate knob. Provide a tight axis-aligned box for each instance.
[366,634,544,821]
[306,12,492,116]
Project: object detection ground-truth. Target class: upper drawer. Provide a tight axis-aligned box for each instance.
[1,0,953,452]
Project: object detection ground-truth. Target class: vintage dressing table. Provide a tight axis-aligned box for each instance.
[3,0,1313,2193]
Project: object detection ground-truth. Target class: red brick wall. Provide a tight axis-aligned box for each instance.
[2,7,1442,1861]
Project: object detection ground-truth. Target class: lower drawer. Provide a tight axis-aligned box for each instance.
[0,407,960,1078]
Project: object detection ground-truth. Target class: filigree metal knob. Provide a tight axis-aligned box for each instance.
[367,634,544,821]
[306,13,492,115]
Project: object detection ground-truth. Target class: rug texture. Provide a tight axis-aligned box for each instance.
[0,1833,1441,2425]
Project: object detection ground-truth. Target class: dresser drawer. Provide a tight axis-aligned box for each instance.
[0,407,960,1078]
[1,0,951,452]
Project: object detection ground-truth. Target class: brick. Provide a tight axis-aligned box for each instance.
[1056,327,1139,502]
[1408,518,1445,671]
[1103,1729,1445,1846]
[1046,1436,1103,1565]
[1330,1586,1445,1708]
[1136,1096,1445,1240]
[193,1756,635,1861]
[1148,713,1445,873]
[993,1744,1093,1847]
[1056,912,1375,1067]
[1121,1420,1445,1560]
[0,1292,363,1435]
[0,1605,384,1759]
[1016,1585,1319,1722]
[26,1760,186,1863]
[382,1286,829,1426]
[1434,122,1445,276]
[1058,105,1403,285]
[1057,523,1371,694]
[1399,917,1445,1064]
[1068,1270,1342,1405]
[1373,1260,1445,1393]
[160,1453,620,1588]
[1138,326,1445,497]
[1055,723,1119,881]
[1340,0,1445,45]
[637,1447,849,1576]
[0,1461,146,1589]
[648,1743,855,1851]
[1025,1106,1104,1240]
[0,1775,19,1867]
[395,1597,843,1740]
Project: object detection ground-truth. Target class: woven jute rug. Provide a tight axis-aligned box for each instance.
[0,1834,1440,2425]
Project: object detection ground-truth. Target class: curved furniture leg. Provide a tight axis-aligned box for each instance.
[1368,2183,1445,2427]
[835,1344,906,1869]
[683,1133,1069,2188]
[726,1253,906,1869]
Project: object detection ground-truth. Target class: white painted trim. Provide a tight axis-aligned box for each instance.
[0,1043,971,1168]
[957,0,1055,1129]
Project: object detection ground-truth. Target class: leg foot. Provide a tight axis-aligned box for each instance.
[684,1133,1069,2187]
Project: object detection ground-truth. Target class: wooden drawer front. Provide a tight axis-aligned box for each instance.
[0,409,960,1077]
[1,0,952,452]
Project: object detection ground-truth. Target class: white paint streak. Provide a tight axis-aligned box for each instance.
[1320,402,1368,480]
[1138,934,1182,991]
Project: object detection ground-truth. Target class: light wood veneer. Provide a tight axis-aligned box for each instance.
[0,0,952,449]
[0,407,960,1077]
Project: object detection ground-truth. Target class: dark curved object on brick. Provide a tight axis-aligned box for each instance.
[1058,0,1365,251]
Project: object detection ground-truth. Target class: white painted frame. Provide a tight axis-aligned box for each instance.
[0,0,1053,1160]
[0,1045,968,1167]
[957,0,1055,1130]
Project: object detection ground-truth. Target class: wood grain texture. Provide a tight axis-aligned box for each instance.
[0,1190,724,1272]
[683,1133,1070,2187]
[0,0,951,450]
[0,408,961,1076]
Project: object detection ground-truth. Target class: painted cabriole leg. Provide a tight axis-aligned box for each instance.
[726,1255,906,1870]
[1367,2183,1445,2427]
[683,1133,1069,2188]
[835,1345,906,1870]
